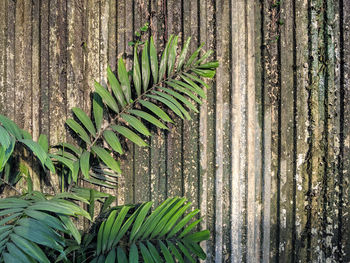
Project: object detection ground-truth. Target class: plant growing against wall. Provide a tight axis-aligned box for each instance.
[0,33,218,262]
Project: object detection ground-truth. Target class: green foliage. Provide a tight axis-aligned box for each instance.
[60,35,218,188]
[90,197,208,263]
[0,34,218,263]
[0,192,90,263]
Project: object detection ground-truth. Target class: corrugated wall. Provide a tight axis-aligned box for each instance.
[0,0,349,262]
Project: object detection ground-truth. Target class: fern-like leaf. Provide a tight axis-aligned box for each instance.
[91,197,209,262]
[62,35,218,188]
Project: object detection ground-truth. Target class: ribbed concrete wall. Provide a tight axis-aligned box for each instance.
[0,0,349,262]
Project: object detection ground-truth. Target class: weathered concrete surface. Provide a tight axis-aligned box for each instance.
[0,0,348,262]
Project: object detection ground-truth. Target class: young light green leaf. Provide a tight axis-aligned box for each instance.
[132,45,142,97]
[118,58,132,103]
[142,40,150,92]
[72,107,96,137]
[159,35,173,81]
[94,81,119,113]
[107,65,127,107]
[103,130,123,154]
[111,125,148,147]
[80,150,90,179]
[139,100,173,123]
[177,37,191,70]
[121,113,151,136]
[128,109,168,130]
[93,93,104,132]
[168,35,178,76]
[145,94,184,119]
[150,36,158,83]
[66,119,91,144]
[91,146,121,174]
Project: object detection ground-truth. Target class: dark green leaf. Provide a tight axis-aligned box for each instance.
[0,115,22,139]
[128,109,168,130]
[9,234,50,263]
[139,100,173,123]
[19,139,47,167]
[80,150,90,179]
[0,126,11,149]
[117,247,128,262]
[103,130,123,154]
[159,240,174,263]
[111,125,148,147]
[66,119,91,144]
[139,242,155,263]
[72,107,96,137]
[121,114,151,136]
[129,243,139,263]
[93,93,104,132]
[165,81,202,104]
[159,87,199,113]
[152,91,191,120]
[146,94,184,119]
[91,146,121,174]
[129,202,153,242]
[107,65,127,107]
[94,81,119,113]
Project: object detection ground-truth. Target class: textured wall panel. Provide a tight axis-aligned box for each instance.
[0,0,348,261]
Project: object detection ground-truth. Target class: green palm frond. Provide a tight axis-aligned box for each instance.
[90,197,209,262]
[61,35,218,187]
[0,193,90,263]
[0,116,56,191]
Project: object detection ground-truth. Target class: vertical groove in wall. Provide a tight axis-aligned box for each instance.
[0,0,6,115]
[340,0,350,260]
